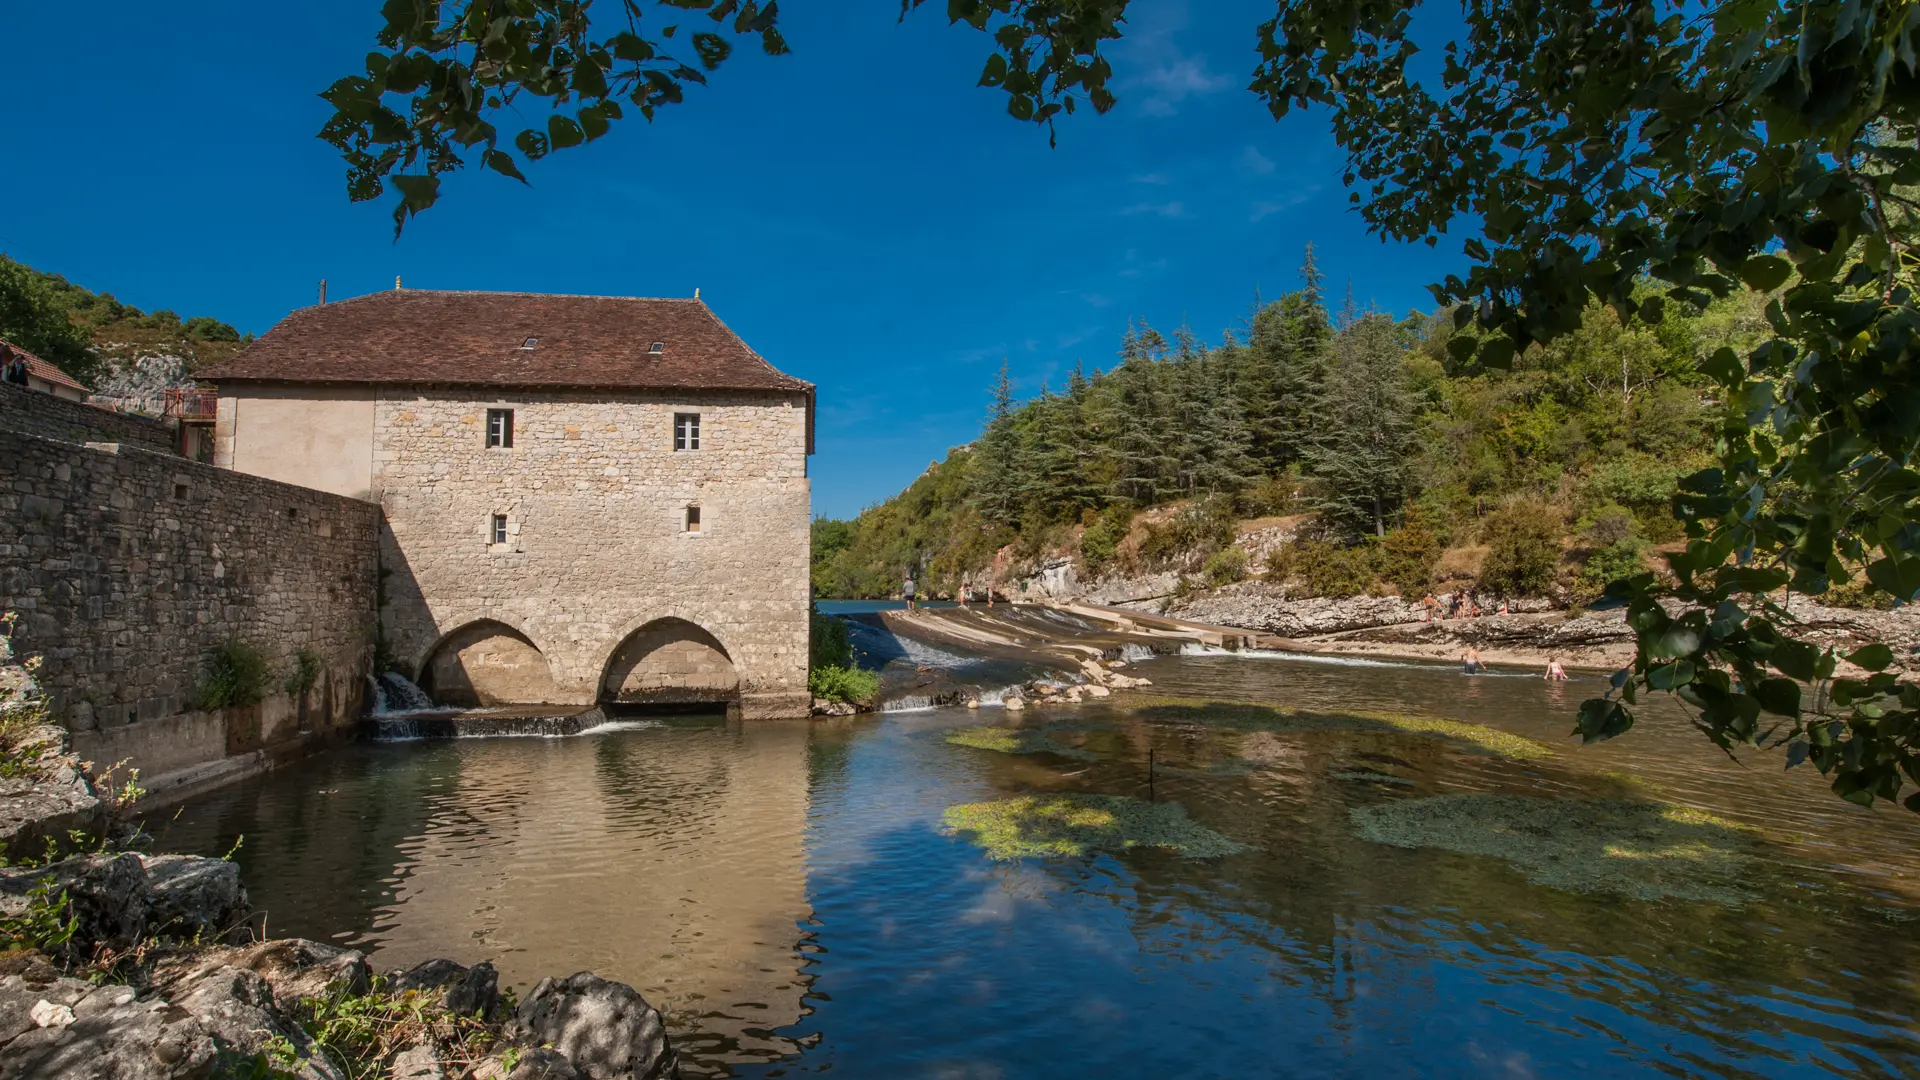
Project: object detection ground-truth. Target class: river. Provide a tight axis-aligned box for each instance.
[149,619,1920,1078]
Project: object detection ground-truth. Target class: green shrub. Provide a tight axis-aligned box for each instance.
[1294,539,1379,597]
[282,647,322,697]
[1478,500,1567,597]
[1140,498,1236,569]
[1577,502,1639,546]
[809,664,880,705]
[1577,537,1649,594]
[1079,505,1134,575]
[196,639,273,710]
[1203,547,1250,587]
[809,611,854,670]
[1378,514,1441,596]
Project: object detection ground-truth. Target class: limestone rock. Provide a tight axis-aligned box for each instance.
[151,938,371,1016]
[0,853,152,950]
[809,698,856,717]
[139,855,247,942]
[0,973,217,1080]
[0,731,103,863]
[1003,696,1026,712]
[170,964,341,1080]
[390,1042,450,1080]
[515,972,679,1080]
[390,957,500,1018]
[476,1047,586,1080]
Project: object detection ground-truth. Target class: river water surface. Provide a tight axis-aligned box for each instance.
[153,639,1920,1078]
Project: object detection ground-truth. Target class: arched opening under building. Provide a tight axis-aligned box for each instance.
[419,620,560,707]
[601,618,739,712]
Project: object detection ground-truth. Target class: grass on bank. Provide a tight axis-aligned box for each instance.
[1110,693,1554,761]
[1349,794,1762,904]
[943,794,1249,860]
[809,664,880,705]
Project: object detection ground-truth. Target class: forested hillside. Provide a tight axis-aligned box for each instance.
[0,254,246,387]
[813,249,1777,603]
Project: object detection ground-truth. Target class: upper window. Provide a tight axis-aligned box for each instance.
[520,337,538,350]
[674,413,700,451]
[648,341,665,354]
[490,514,508,545]
[486,408,514,448]
[685,505,702,534]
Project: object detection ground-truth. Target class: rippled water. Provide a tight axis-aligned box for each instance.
[152,651,1920,1079]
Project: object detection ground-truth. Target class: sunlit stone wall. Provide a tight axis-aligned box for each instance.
[373,388,811,718]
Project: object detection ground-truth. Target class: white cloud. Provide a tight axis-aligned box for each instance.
[1242,146,1277,175]
[1248,188,1320,222]
[1120,200,1187,218]
[1120,23,1231,117]
[1132,171,1173,185]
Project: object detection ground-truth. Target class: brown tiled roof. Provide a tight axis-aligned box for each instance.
[198,290,810,393]
[0,339,86,392]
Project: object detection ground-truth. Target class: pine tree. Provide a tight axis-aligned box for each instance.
[970,360,1024,527]
[1243,246,1333,472]
[1302,312,1418,537]
[1190,349,1261,494]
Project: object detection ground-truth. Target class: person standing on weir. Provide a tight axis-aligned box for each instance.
[903,572,917,613]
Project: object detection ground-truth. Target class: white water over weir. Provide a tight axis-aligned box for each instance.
[367,671,439,715]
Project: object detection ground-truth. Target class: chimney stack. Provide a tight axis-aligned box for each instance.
[395,275,403,291]
[694,287,701,300]
[318,279,328,305]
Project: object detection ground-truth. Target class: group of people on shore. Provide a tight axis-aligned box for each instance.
[1420,589,1510,621]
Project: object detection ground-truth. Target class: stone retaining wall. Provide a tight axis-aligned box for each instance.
[0,428,380,793]
[0,379,176,454]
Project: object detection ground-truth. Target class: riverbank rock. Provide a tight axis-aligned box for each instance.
[152,938,371,1015]
[515,972,679,1080]
[390,957,501,1019]
[0,729,103,864]
[0,852,152,950]
[810,697,857,717]
[0,971,218,1080]
[140,854,247,941]
[169,964,342,1080]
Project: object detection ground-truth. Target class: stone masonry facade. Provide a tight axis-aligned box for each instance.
[374,387,811,718]
[0,380,176,454]
[0,425,380,789]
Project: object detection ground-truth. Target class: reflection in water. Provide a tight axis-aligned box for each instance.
[156,658,1920,1079]
[152,719,812,1075]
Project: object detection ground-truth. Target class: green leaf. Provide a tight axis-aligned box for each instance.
[1739,254,1793,291]
[1574,698,1634,742]
[548,115,584,150]
[1866,554,1920,603]
[1845,643,1894,671]
[482,149,527,184]
[980,53,1008,87]
[1477,336,1515,369]
[1769,640,1820,682]
[515,129,550,160]
[1751,677,1801,716]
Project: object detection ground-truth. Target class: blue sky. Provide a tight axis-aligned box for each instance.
[0,1,1463,518]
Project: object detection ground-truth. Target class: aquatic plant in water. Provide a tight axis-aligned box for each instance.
[943,794,1249,861]
[1109,693,1554,761]
[1349,794,1762,904]
[1331,770,1415,786]
[944,724,1100,760]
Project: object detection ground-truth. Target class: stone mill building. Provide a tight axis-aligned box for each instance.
[199,289,814,719]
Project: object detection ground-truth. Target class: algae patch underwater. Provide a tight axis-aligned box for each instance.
[943,794,1249,860]
[944,724,1101,760]
[1350,794,1762,903]
[1110,693,1553,761]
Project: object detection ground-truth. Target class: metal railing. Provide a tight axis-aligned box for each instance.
[164,387,218,420]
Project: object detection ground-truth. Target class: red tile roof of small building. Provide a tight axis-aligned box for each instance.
[198,290,811,393]
[0,339,87,392]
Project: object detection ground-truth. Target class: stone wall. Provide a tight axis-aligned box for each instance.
[373,387,811,717]
[0,428,380,794]
[0,380,177,454]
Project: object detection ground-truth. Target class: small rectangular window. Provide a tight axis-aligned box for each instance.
[674,413,700,451]
[490,514,508,545]
[685,506,702,534]
[486,408,514,448]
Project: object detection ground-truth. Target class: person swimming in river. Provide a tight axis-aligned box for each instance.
[1544,657,1568,680]
[1462,647,1486,674]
